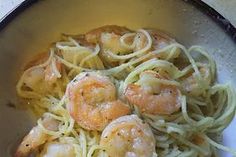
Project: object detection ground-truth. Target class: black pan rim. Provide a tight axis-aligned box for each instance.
[0,0,235,42]
[0,0,38,30]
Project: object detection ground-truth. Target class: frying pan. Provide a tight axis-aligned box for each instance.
[0,0,235,156]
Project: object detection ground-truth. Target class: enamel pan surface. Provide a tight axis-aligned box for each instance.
[0,0,235,156]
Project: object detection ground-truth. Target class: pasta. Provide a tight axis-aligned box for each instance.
[15,25,236,157]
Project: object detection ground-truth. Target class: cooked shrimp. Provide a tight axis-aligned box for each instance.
[23,52,62,90]
[101,32,131,53]
[181,66,210,96]
[150,29,180,60]
[150,29,176,50]
[124,70,181,115]
[40,143,75,157]
[126,29,180,60]
[85,25,130,43]
[100,114,156,157]
[66,72,131,131]
[85,25,132,66]
[15,116,59,157]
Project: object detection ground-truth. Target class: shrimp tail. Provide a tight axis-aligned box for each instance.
[14,126,48,157]
[14,116,59,157]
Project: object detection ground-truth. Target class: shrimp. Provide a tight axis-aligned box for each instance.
[66,72,131,131]
[124,70,181,115]
[85,25,132,66]
[150,29,180,60]
[85,25,130,43]
[133,29,180,60]
[100,114,156,157]
[15,115,59,157]
[181,66,211,96]
[101,32,131,53]
[150,29,176,51]
[40,143,75,157]
[23,52,62,91]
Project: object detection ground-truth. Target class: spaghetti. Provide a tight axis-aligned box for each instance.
[15,25,236,157]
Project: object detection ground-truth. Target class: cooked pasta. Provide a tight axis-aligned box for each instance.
[15,25,236,157]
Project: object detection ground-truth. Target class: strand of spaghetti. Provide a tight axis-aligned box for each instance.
[103,43,183,76]
[203,134,236,156]
[102,52,154,74]
[144,112,182,122]
[188,103,204,115]
[79,44,100,67]
[73,144,83,157]
[145,119,169,133]
[37,118,62,136]
[187,97,207,106]
[124,59,182,88]
[176,62,208,79]
[70,130,84,156]
[187,46,211,89]
[188,46,216,81]
[171,134,209,156]
[87,145,105,157]
[156,142,169,148]
[166,43,208,89]
[56,41,90,52]
[72,50,92,65]
[120,32,136,49]
[65,116,75,134]
[211,147,219,157]
[55,55,91,71]
[166,126,186,136]
[181,95,215,131]
[165,146,181,157]
[87,133,99,146]
[78,128,87,157]
[16,90,42,99]
[155,135,169,142]
[68,37,80,47]
[165,46,177,61]
[71,129,80,142]
[181,96,197,124]
[105,29,152,60]
[177,149,197,157]
[137,76,181,87]
[49,98,66,113]
[212,89,227,118]
[43,112,65,121]
[210,85,236,132]
[98,150,109,157]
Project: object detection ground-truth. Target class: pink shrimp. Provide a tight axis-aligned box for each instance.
[15,116,59,157]
[124,70,181,115]
[100,114,156,157]
[66,72,131,131]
